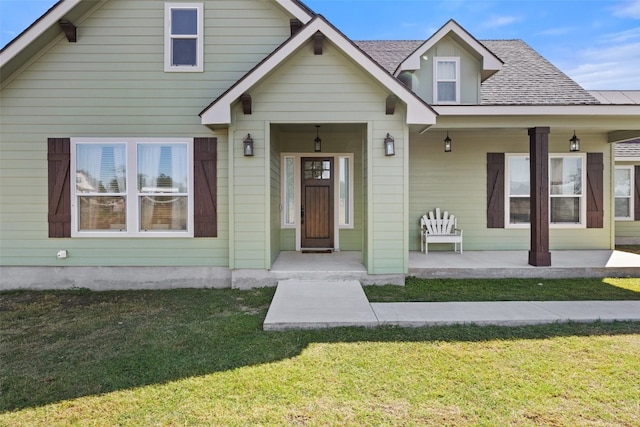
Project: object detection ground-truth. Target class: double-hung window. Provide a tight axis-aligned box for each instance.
[615,166,634,220]
[506,154,585,227]
[165,3,204,72]
[434,57,460,104]
[71,138,193,237]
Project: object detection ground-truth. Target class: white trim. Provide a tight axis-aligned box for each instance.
[272,0,314,23]
[435,104,640,116]
[615,165,635,221]
[395,19,502,78]
[200,16,437,126]
[433,57,460,104]
[0,0,82,65]
[70,137,194,238]
[616,157,640,162]
[164,3,204,73]
[505,153,587,229]
[280,152,354,252]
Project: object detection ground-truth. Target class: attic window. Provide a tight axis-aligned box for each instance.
[434,57,460,104]
[165,3,204,72]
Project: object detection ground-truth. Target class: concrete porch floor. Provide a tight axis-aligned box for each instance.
[271,250,640,281]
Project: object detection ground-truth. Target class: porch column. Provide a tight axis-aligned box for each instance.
[528,127,551,266]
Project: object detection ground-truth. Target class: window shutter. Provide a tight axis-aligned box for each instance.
[586,153,604,228]
[48,138,71,238]
[635,166,640,221]
[193,137,217,237]
[487,153,505,228]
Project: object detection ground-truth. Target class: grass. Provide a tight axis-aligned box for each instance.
[364,277,640,302]
[1,280,639,426]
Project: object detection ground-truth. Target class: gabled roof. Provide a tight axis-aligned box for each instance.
[0,0,314,82]
[200,15,438,126]
[394,19,503,81]
[356,39,599,105]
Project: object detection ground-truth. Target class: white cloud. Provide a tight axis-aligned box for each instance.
[564,42,640,89]
[612,0,640,19]
[482,15,521,29]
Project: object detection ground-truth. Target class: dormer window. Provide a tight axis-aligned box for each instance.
[434,57,460,103]
[164,3,204,72]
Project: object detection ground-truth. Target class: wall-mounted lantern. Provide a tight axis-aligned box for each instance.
[243,134,254,156]
[384,133,395,156]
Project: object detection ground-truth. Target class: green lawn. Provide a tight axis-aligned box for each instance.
[1,280,639,426]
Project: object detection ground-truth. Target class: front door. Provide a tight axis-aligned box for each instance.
[301,157,334,249]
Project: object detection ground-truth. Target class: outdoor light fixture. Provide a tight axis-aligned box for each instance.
[314,125,321,152]
[384,133,395,156]
[444,131,452,152]
[243,134,254,156]
[569,130,580,152]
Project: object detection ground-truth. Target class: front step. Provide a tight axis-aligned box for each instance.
[263,280,378,331]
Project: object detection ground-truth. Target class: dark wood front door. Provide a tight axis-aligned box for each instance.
[301,157,334,249]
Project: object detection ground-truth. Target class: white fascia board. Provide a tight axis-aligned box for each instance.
[434,105,640,116]
[0,0,82,65]
[396,20,502,75]
[615,157,640,162]
[201,17,437,126]
[273,0,313,23]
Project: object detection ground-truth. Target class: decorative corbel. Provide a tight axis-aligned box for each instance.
[385,95,398,115]
[59,20,77,43]
[314,32,324,55]
[240,94,252,115]
[290,19,302,36]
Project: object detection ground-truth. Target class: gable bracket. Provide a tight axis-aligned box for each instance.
[59,19,77,43]
[240,94,252,115]
[314,32,324,55]
[290,19,303,36]
[386,95,398,115]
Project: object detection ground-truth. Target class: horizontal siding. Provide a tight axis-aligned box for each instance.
[409,131,613,251]
[1,0,292,268]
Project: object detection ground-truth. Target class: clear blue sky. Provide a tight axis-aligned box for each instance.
[1,0,639,89]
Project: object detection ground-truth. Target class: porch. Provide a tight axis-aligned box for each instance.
[268,250,640,283]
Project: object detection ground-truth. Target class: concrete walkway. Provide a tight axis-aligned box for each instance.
[263,280,640,331]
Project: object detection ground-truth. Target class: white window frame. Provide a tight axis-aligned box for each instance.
[71,138,194,237]
[615,166,634,220]
[433,57,460,104]
[164,3,204,72]
[505,153,586,229]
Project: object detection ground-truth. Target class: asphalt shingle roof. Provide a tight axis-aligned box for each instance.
[615,140,640,158]
[355,39,599,105]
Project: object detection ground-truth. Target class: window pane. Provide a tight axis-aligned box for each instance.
[509,197,530,224]
[437,82,456,102]
[78,196,126,231]
[339,157,350,225]
[550,197,580,223]
[615,169,631,197]
[138,144,188,193]
[509,156,530,196]
[172,39,197,66]
[437,61,456,79]
[284,157,295,225]
[76,144,126,194]
[140,196,187,231]
[615,198,631,218]
[171,9,197,35]
[550,157,581,195]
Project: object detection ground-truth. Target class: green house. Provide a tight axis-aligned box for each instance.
[1,0,639,289]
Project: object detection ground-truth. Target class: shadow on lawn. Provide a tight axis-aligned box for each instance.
[1,285,639,412]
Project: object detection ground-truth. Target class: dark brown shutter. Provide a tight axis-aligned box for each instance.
[586,153,603,228]
[193,137,217,237]
[635,166,640,221]
[487,153,505,228]
[48,138,71,238]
